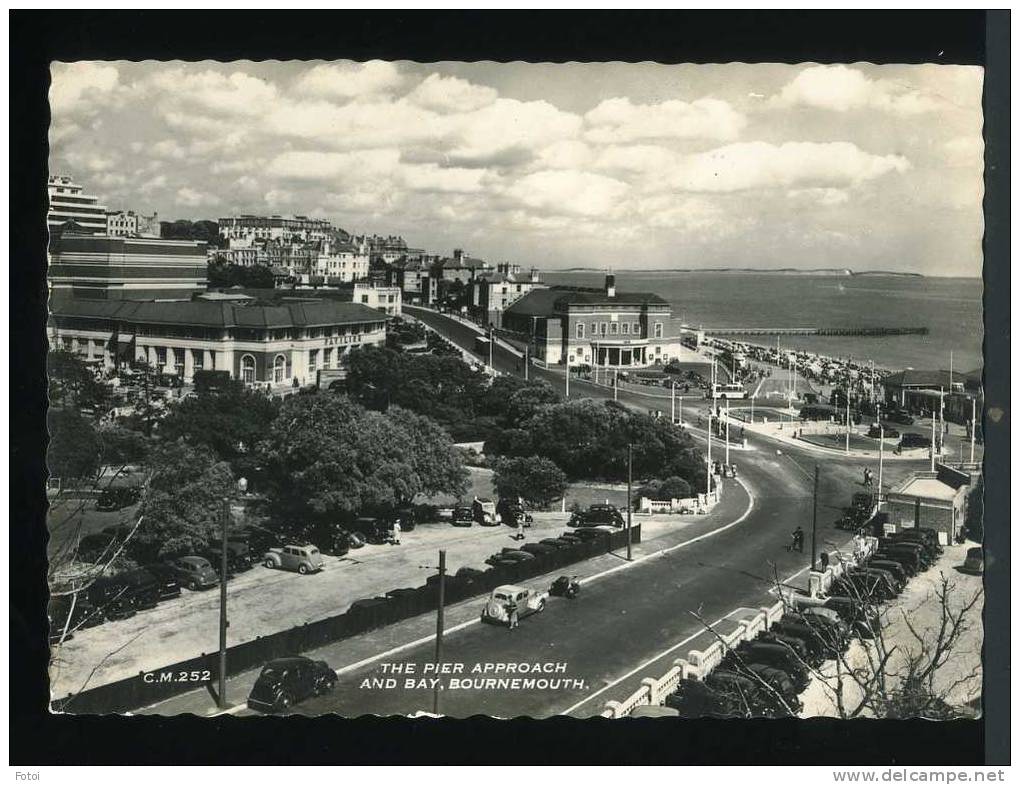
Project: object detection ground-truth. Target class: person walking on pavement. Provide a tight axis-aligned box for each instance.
[507,599,519,630]
[791,526,805,553]
[392,519,402,546]
[515,518,525,541]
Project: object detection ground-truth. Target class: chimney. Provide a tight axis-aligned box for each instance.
[453,248,464,263]
[605,273,616,298]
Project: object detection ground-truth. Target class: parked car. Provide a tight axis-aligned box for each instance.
[520,542,557,557]
[744,663,803,715]
[166,556,220,590]
[886,411,915,425]
[95,486,142,512]
[757,631,819,667]
[85,577,138,621]
[873,548,919,576]
[878,538,932,569]
[262,544,325,574]
[959,546,983,575]
[666,678,741,719]
[385,507,417,532]
[142,563,182,600]
[472,497,500,526]
[350,517,391,545]
[730,641,810,691]
[497,548,535,561]
[497,498,533,528]
[900,432,930,450]
[821,596,880,639]
[480,584,548,626]
[540,538,574,550]
[246,656,337,713]
[112,569,162,610]
[567,510,587,528]
[570,527,611,541]
[582,503,625,528]
[866,558,908,590]
[894,527,943,555]
[769,620,828,659]
[451,505,474,527]
[705,670,773,717]
[48,595,102,642]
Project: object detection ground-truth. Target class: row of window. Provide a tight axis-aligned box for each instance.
[575,321,664,339]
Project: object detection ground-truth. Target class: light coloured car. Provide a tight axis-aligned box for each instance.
[481,584,548,626]
[262,544,325,575]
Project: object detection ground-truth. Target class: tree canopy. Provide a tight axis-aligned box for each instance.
[256,392,468,527]
[207,259,275,289]
[492,456,568,509]
[158,382,279,477]
[47,408,102,481]
[134,442,236,561]
[48,350,108,411]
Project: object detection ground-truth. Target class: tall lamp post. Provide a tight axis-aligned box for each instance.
[706,411,713,496]
[219,475,247,710]
[433,549,446,715]
[626,444,633,561]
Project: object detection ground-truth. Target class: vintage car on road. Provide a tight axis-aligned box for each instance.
[262,544,325,574]
[142,563,182,600]
[451,505,474,527]
[166,556,220,591]
[497,498,533,528]
[246,656,337,713]
[480,584,548,626]
[473,497,501,526]
[569,503,625,528]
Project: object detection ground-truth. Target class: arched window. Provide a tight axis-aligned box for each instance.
[273,354,287,384]
[241,354,256,385]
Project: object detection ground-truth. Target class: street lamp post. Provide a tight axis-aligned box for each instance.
[678,394,683,429]
[218,475,247,710]
[671,382,676,425]
[725,398,731,467]
[433,549,446,715]
[811,465,819,571]
[565,355,570,398]
[706,412,713,496]
[626,444,633,561]
[877,424,884,510]
[845,396,851,455]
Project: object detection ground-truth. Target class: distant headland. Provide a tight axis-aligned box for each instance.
[551,267,924,277]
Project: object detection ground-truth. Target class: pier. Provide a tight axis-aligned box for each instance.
[703,326,929,337]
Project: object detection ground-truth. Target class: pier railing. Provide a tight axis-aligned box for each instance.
[704,326,928,337]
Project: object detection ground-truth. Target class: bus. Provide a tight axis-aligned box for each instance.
[711,383,747,400]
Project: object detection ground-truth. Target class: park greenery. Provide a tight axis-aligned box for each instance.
[491,456,568,509]
[206,258,276,289]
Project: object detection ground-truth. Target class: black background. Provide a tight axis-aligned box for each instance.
[11,10,1008,766]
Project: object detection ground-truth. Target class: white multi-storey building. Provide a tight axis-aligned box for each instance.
[106,210,160,238]
[48,175,108,234]
[315,239,370,283]
[218,215,335,244]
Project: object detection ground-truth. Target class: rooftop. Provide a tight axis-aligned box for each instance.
[882,369,968,388]
[50,297,386,329]
[505,286,669,317]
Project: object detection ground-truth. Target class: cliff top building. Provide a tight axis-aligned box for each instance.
[48,175,108,235]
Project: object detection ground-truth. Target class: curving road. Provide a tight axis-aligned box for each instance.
[272,308,925,718]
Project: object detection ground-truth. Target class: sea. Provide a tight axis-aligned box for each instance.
[542,271,984,373]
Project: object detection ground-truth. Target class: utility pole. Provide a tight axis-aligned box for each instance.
[678,395,683,429]
[930,410,937,472]
[524,344,529,381]
[845,396,851,455]
[970,396,977,464]
[811,466,819,571]
[706,412,713,496]
[433,549,446,715]
[613,370,618,401]
[565,356,570,398]
[218,496,230,709]
[725,397,731,466]
[671,383,676,425]
[626,445,633,561]
[877,425,884,510]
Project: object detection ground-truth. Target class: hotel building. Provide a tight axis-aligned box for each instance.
[503,274,695,369]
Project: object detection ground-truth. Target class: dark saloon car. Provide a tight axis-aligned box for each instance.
[113,569,162,610]
[583,503,625,528]
[451,505,474,527]
[497,498,533,528]
[86,577,138,621]
[142,563,182,600]
[247,656,337,713]
[167,556,220,590]
[886,410,915,425]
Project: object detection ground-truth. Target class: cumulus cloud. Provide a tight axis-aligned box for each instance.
[668,142,909,193]
[504,170,629,217]
[266,149,401,181]
[584,97,746,144]
[407,73,498,113]
[146,68,277,117]
[175,187,221,208]
[50,62,121,115]
[773,65,940,115]
[293,61,405,99]
[943,136,984,168]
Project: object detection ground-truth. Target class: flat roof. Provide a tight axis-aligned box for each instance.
[50,298,386,329]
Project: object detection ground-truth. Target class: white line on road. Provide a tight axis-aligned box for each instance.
[559,560,814,717]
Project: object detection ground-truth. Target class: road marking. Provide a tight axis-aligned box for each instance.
[559,560,816,717]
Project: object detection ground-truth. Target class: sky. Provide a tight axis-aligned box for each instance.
[49,60,984,276]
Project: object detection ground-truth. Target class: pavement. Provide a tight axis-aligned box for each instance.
[798,541,984,718]
[75,307,950,718]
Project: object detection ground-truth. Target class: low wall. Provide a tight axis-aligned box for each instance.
[53,525,640,715]
[601,537,878,718]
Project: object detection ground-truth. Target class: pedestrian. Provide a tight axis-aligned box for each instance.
[392,519,402,546]
[819,551,830,570]
[792,526,804,553]
[507,600,519,630]
[730,463,737,478]
[515,518,525,541]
